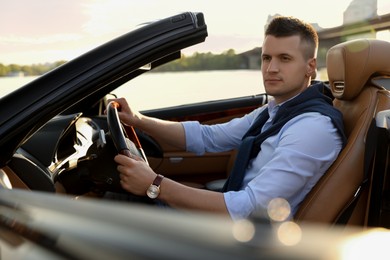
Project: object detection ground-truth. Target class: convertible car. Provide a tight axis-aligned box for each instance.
[1,12,390,259]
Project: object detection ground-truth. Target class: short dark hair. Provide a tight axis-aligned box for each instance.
[265,16,318,59]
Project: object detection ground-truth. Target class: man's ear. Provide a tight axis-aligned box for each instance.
[307,58,317,78]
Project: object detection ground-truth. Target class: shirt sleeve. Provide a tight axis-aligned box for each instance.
[181,107,265,155]
[223,113,343,220]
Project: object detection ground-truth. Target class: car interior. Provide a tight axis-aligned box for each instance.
[1,38,390,229]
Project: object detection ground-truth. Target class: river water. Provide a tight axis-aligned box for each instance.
[0,70,264,110]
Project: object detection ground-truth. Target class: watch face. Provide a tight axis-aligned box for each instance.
[146,185,160,199]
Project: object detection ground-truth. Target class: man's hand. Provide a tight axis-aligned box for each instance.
[106,97,143,128]
[114,154,156,195]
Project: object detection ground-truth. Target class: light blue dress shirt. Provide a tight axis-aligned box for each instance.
[182,98,343,220]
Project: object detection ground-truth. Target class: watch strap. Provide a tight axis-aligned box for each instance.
[153,174,164,186]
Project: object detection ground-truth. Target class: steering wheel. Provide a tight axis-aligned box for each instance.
[106,101,148,164]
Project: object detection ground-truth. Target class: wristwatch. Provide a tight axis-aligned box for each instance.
[146,174,164,199]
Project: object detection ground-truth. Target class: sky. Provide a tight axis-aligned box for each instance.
[1,0,390,65]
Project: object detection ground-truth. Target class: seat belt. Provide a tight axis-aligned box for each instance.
[335,119,377,225]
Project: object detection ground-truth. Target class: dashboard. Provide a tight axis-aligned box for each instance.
[10,114,112,193]
[9,113,162,195]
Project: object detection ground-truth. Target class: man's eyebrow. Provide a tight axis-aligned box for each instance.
[262,52,292,57]
[277,52,293,56]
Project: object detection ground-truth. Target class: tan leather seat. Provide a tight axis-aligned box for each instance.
[295,39,390,226]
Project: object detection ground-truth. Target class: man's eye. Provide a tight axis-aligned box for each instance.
[281,56,291,62]
[262,56,271,61]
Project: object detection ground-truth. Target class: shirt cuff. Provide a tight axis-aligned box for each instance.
[223,191,255,221]
[181,121,205,155]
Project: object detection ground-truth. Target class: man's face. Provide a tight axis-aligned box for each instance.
[261,35,315,104]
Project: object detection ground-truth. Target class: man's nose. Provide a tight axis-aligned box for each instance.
[266,59,279,72]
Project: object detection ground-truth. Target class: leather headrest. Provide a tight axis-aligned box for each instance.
[326,39,390,100]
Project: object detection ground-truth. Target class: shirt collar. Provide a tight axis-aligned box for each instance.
[267,92,302,119]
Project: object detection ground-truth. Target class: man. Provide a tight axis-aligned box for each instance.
[110,16,346,220]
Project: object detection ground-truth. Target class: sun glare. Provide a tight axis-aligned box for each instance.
[340,229,390,260]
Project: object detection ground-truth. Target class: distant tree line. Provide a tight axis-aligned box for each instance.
[153,49,247,71]
[0,49,259,76]
[0,61,67,77]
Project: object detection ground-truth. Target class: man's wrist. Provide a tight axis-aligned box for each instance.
[146,174,164,199]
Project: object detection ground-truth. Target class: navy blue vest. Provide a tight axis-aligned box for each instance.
[222,82,346,192]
